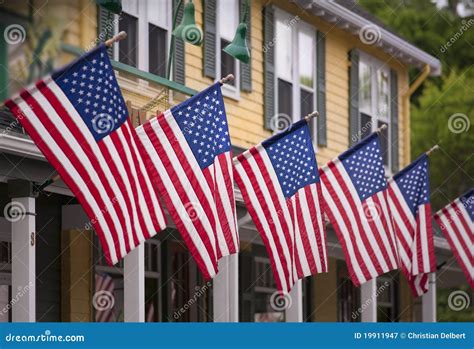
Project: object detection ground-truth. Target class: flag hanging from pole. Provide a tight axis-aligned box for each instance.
[136,83,238,280]
[387,154,436,297]
[233,120,328,293]
[5,45,167,265]
[320,133,399,286]
[434,189,474,289]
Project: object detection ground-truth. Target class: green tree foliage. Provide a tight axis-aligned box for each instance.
[359,0,473,209]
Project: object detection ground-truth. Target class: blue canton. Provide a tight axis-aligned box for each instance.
[393,155,430,215]
[171,83,231,169]
[53,45,127,141]
[263,120,319,198]
[340,133,387,201]
[460,189,474,222]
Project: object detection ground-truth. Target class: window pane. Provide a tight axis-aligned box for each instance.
[298,29,314,88]
[278,78,293,119]
[149,24,167,77]
[275,19,292,82]
[378,120,389,167]
[119,13,138,67]
[360,113,372,140]
[359,61,372,113]
[377,69,390,119]
[219,0,238,41]
[221,39,236,86]
[300,89,314,137]
[148,0,169,28]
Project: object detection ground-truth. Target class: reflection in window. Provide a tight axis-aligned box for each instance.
[275,20,293,83]
[218,0,239,89]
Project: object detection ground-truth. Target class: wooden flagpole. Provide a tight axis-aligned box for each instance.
[425,144,439,156]
[304,111,319,123]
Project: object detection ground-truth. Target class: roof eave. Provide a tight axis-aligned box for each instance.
[294,0,442,76]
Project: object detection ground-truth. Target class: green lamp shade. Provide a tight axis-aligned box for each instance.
[223,22,250,64]
[173,0,203,46]
[96,0,122,14]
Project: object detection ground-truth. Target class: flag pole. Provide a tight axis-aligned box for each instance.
[105,31,127,47]
[425,144,439,156]
[304,111,319,123]
[34,32,128,194]
[219,74,235,85]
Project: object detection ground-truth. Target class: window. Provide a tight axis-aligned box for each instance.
[217,0,240,98]
[376,275,399,322]
[337,260,361,322]
[358,54,392,172]
[274,10,317,141]
[239,245,286,322]
[116,0,171,77]
[93,235,162,322]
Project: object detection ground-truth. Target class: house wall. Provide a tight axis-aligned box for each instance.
[2,0,414,322]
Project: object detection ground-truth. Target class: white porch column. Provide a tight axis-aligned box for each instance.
[422,272,436,322]
[8,179,36,322]
[213,254,239,322]
[285,280,303,322]
[360,278,377,322]
[124,244,145,322]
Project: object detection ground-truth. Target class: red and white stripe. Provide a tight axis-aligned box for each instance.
[94,273,115,322]
[6,78,166,265]
[234,145,327,294]
[320,159,399,286]
[136,110,238,280]
[387,179,436,297]
[434,199,474,289]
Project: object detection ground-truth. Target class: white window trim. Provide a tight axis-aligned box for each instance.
[274,9,318,144]
[215,0,241,100]
[358,52,392,175]
[114,1,172,74]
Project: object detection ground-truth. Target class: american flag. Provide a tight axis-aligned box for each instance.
[320,133,399,286]
[434,189,473,289]
[137,83,238,280]
[234,120,328,293]
[5,45,166,265]
[94,272,116,322]
[387,154,436,297]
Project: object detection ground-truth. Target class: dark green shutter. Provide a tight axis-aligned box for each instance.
[173,0,185,84]
[98,6,114,58]
[316,31,327,146]
[348,49,360,145]
[263,5,275,130]
[203,0,217,79]
[240,0,252,92]
[390,69,399,172]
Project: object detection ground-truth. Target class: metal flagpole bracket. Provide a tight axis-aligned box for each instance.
[34,173,61,195]
[105,31,127,47]
[304,111,319,123]
[425,144,439,156]
[375,123,388,133]
[219,74,235,85]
